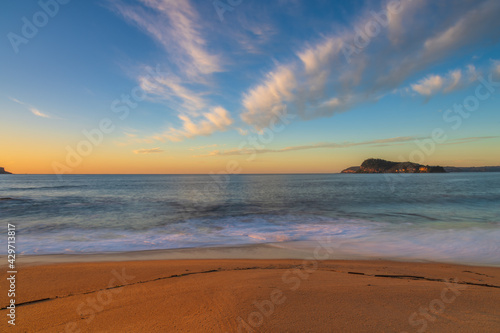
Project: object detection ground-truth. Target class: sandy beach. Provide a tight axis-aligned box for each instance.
[4,0,500,331]
[1,249,499,332]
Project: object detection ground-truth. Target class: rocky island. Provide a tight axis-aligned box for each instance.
[0,167,12,174]
[341,158,446,173]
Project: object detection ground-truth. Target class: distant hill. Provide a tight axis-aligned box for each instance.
[341,158,445,173]
[341,166,360,173]
[0,167,12,174]
[444,166,500,172]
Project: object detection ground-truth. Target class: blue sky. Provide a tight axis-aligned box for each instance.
[1,0,500,173]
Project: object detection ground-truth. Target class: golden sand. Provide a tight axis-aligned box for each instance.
[1,255,499,332]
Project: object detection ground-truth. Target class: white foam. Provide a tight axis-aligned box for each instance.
[8,215,500,266]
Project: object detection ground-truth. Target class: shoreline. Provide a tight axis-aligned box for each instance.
[3,241,499,267]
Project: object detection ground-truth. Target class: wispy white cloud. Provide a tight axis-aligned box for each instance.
[154,106,233,142]
[422,1,500,60]
[239,0,500,129]
[133,147,164,154]
[29,108,51,118]
[111,0,222,79]
[411,75,444,96]
[138,68,206,114]
[109,0,500,142]
[9,97,24,105]
[410,65,478,97]
[9,97,52,118]
[241,65,297,129]
[109,0,237,140]
[386,0,427,45]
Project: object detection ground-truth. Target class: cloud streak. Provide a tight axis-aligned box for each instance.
[9,97,52,118]
[440,136,500,146]
[133,147,164,154]
[199,136,420,157]
[29,108,51,118]
[200,135,500,157]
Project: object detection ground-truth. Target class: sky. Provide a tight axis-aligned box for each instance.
[1,0,500,174]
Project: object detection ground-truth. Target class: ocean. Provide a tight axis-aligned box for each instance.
[1,173,499,265]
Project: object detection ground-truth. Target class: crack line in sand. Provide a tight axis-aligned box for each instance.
[0,266,280,310]
[341,271,500,288]
[2,266,499,310]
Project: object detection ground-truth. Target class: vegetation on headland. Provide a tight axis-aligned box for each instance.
[0,167,12,174]
[341,158,446,173]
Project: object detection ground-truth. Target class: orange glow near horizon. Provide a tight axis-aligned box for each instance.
[3,137,500,175]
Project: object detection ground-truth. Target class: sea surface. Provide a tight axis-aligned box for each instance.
[1,173,499,265]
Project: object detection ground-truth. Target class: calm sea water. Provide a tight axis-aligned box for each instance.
[1,173,499,265]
